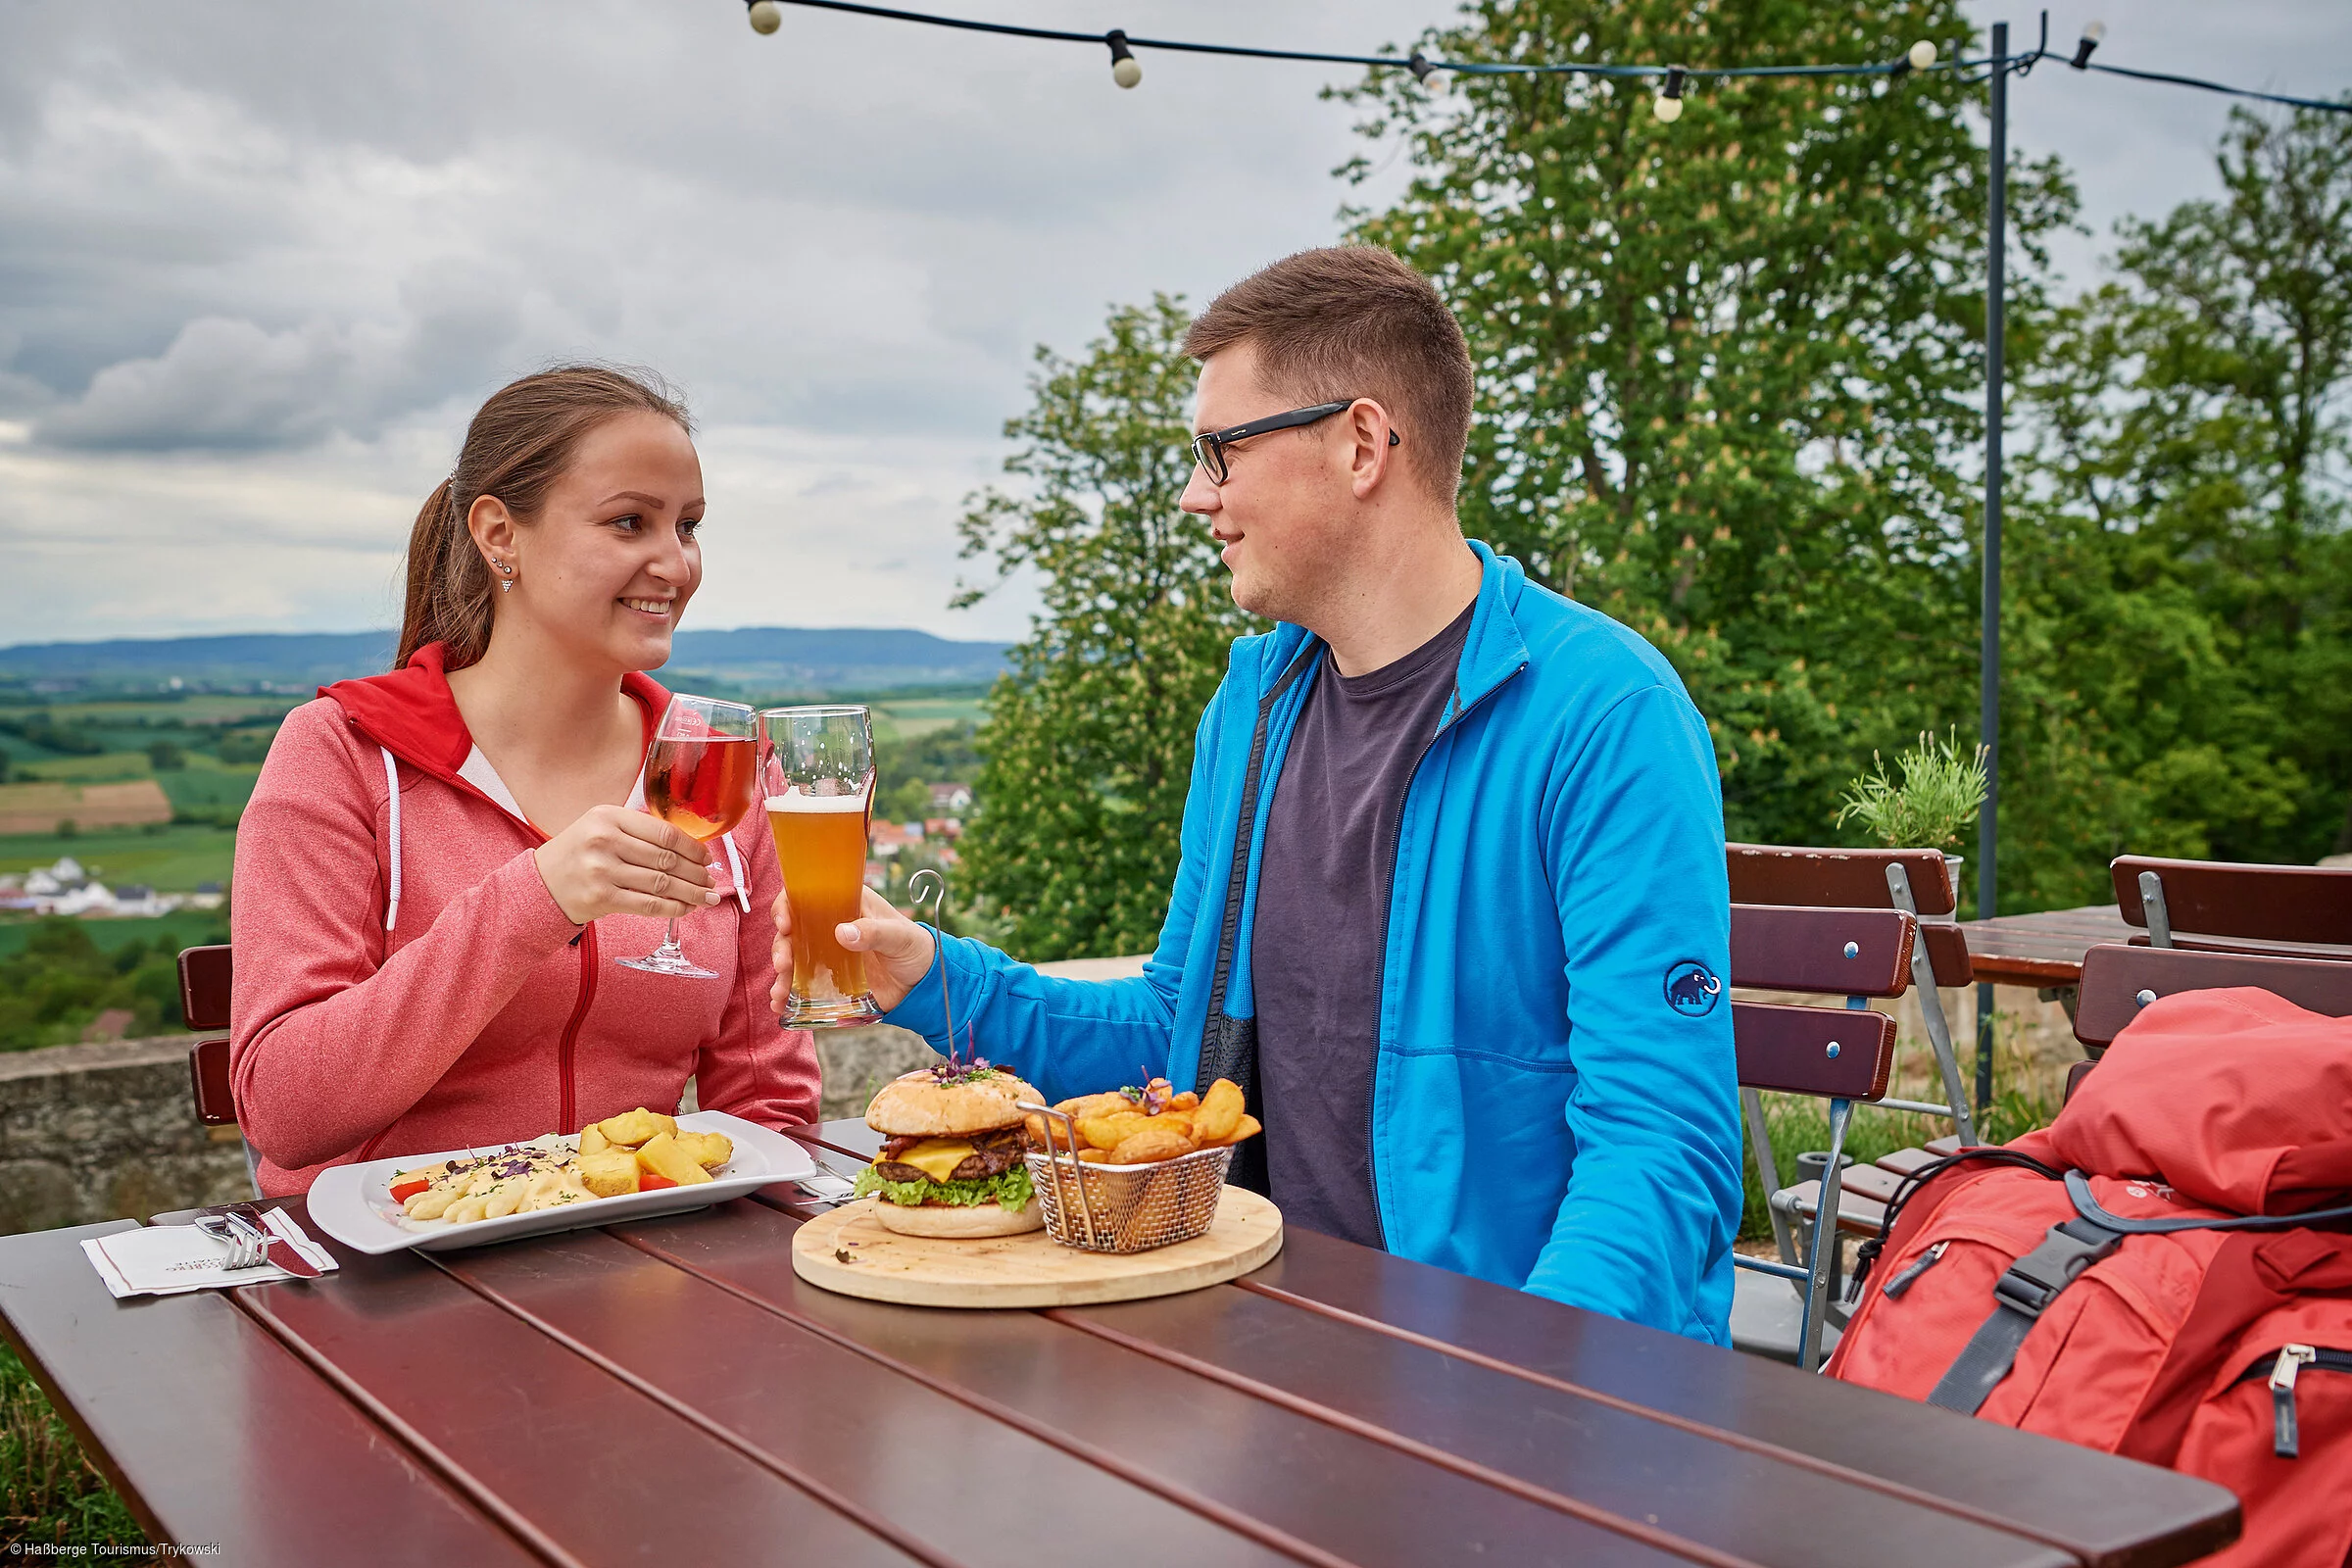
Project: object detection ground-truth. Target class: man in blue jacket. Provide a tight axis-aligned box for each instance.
[774,246,1744,1344]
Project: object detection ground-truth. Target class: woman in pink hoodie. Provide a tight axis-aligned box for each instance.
[230,366,819,1197]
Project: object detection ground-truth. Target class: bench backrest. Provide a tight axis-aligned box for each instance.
[2112,855,2352,950]
[1728,903,1907,1101]
[1728,843,1972,986]
[2073,943,2352,1054]
[177,945,236,1127]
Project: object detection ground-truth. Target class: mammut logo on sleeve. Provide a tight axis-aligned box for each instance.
[1665,960,1722,1016]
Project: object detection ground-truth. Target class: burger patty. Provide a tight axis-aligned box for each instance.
[873,1125,1026,1187]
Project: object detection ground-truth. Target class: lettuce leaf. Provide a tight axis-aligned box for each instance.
[853,1161,1034,1212]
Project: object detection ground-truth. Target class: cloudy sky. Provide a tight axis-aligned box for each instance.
[2,1,2347,649]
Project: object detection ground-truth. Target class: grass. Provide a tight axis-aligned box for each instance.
[0,1339,144,1549]
[0,823,239,892]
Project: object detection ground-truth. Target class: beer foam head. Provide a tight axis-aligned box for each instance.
[765,792,868,812]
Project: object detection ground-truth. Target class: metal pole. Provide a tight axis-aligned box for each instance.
[1976,22,2007,1126]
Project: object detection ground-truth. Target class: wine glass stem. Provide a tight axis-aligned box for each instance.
[662,917,682,955]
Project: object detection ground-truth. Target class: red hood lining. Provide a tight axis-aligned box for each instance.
[320,641,668,787]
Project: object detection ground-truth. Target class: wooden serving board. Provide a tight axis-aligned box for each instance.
[791,1188,1283,1308]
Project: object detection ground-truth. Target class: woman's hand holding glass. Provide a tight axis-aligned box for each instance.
[534,806,718,926]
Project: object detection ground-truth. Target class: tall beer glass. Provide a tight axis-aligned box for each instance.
[760,705,883,1027]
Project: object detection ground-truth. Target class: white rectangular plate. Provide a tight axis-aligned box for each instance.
[305,1111,817,1254]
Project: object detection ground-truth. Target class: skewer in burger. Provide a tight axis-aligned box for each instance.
[855,1064,1044,1238]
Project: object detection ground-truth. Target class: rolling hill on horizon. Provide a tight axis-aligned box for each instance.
[0,627,1010,695]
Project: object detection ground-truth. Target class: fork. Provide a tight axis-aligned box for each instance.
[191,1213,264,1269]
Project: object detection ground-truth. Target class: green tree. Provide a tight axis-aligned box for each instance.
[1340,1,2073,858]
[955,298,1264,958]
[2003,105,2352,906]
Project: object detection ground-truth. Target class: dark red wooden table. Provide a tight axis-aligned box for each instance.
[0,1119,2239,1567]
[1959,904,2352,988]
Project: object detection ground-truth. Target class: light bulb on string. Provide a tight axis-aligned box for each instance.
[1106,29,1143,88]
[1653,65,1686,122]
[747,0,781,35]
[1408,52,1444,91]
[2071,22,2105,70]
[1907,40,1936,71]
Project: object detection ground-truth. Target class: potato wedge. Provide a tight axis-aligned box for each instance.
[577,1150,642,1198]
[1192,1078,1246,1144]
[634,1131,713,1186]
[578,1123,609,1156]
[1078,1112,1152,1152]
[1201,1112,1261,1149]
[672,1130,733,1170]
[1108,1125,1196,1165]
[1167,1091,1200,1112]
[1054,1093,1135,1122]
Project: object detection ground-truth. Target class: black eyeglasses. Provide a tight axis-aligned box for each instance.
[1189,400,1401,485]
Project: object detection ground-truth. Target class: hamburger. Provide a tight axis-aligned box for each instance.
[855,1064,1045,1238]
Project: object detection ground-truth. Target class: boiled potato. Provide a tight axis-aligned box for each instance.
[579,1123,609,1156]
[1108,1125,1196,1165]
[672,1130,732,1170]
[577,1151,642,1198]
[635,1131,713,1186]
[1193,1078,1246,1144]
[597,1108,673,1149]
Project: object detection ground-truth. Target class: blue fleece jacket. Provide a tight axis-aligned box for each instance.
[886,543,1744,1342]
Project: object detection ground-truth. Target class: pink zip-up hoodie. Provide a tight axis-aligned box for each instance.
[228,642,818,1197]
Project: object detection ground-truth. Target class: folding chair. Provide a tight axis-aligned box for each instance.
[178,944,262,1197]
[2113,855,2352,955]
[1728,903,1908,1371]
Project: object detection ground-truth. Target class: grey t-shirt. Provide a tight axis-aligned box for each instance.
[1250,603,1474,1247]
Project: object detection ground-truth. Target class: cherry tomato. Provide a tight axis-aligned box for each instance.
[389,1177,430,1203]
[639,1173,678,1191]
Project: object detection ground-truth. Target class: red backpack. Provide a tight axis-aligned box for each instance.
[1827,987,2352,1568]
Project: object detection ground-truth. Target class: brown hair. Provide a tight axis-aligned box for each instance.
[1182,246,1474,504]
[395,365,693,670]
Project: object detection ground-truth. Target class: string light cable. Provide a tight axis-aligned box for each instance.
[737,0,2348,117]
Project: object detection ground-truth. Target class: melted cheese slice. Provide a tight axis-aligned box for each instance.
[892,1139,977,1183]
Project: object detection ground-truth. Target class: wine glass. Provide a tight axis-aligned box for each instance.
[760,705,883,1026]
[618,694,759,979]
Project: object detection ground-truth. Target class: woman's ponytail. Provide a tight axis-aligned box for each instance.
[392,365,692,673]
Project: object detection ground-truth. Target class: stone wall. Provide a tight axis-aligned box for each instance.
[0,1036,252,1234]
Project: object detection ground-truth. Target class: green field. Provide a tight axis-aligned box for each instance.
[870,695,986,743]
[0,823,239,892]
[0,908,228,960]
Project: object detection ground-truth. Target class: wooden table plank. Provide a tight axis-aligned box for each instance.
[239,1208,929,1568]
[1058,1288,2071,1568]
[1244,1227,2237,1568]
[0,1220,540,1567]
[1957,906,2135,986]
[433,1215,1303,1568]
[617,1198,1705,1567]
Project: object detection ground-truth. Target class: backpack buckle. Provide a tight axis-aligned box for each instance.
[1991,1217,2123,1318]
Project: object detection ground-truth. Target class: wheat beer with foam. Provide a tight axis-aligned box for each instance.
[760,703,884,1027]
[768,793,873,1018]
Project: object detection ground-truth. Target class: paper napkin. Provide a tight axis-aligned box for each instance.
[82,1208,339,1298]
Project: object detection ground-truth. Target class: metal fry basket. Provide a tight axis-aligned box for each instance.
[1019,1103,1233,1254]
